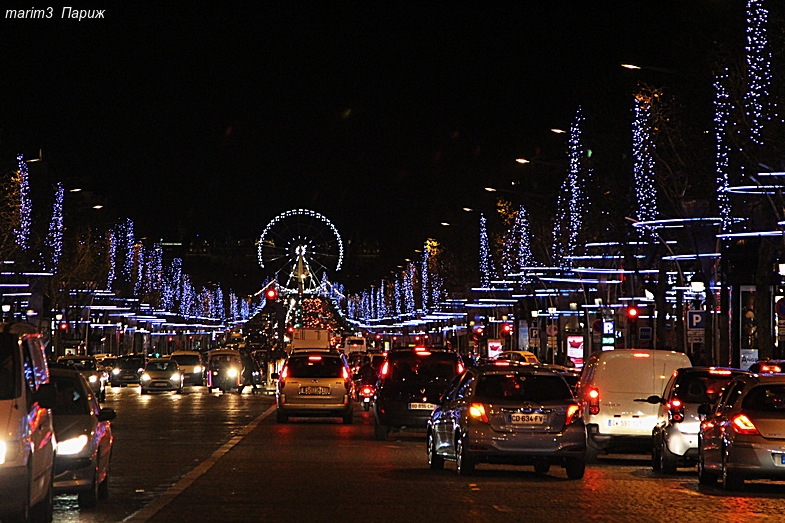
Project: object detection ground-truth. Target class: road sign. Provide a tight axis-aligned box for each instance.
[638,326,652,341]
[529,327,539,339]
[777,298,785,319]
[687,310,705,330]
[546,324,558,337]
[592,319,603,334]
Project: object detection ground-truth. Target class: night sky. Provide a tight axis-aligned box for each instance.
[1,2,745,289]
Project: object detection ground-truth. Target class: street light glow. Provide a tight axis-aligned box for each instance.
[621,63,642,70]
[515,158,530,164]
[484,187,497,192]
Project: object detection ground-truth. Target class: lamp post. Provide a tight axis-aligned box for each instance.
[1,304,10,322]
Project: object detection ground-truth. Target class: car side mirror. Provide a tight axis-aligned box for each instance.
[697,403,713,416]
[645,395,663,405]
[98,407,117,422]
[35,383,57,409]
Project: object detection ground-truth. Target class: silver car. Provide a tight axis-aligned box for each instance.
[140,359,184,394]
[649,367,750,473]
[427,362,586,478]
[274,351,354,424]
[698,373,785,490]
[51,367,116,508]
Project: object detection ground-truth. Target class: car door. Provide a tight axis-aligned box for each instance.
[431,374,461,453]
[701,379,745,468]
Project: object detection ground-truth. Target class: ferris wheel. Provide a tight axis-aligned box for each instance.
[257,209,344,295]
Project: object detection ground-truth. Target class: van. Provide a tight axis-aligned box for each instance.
[342,336,367,354]
[0,323,57,522]
[575,349,691,461]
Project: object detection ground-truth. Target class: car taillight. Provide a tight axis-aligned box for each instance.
[588,388,600,415]
[457,361,464,374]
[731,414,760,435]
[668,398,684,422]
[380,361,389,377]
[468,403,489,424]
[565,404,581,425]
[361,385,373,395]
[761,364,781,373]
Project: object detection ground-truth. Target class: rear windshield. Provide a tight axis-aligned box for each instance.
[388,353,458,381]
[287,355,344,378]
[170,355,200,366]
[674,371,743,403]
[475,373,572,402]
[52,375,90,415]
[742,385,785,412]
[59,358,97,371]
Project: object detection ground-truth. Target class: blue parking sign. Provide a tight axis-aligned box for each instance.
[687,310,705,330]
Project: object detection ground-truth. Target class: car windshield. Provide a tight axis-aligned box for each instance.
[474,373,572,402]
[210,354,240,369]
[0,335,20,400]
[52,376,89,415]
[675,372,741,403]
[171,355,200,366]
[60,358,96,371]
[389,355,457,382]
[117,357,144,369]
[147,361,178,372]
[742,384,785,412]
[287,356,343,378]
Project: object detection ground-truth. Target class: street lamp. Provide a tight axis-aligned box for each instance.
[1,304,10,321]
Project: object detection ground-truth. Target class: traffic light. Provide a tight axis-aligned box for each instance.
[265,287,278,301]
[58,322,68,331]
[626,305,639,320]
[501,323,513,336]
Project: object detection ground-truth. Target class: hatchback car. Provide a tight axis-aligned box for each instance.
[698,373,785,490]
[747,359,785,373]
[427,362,586,477]
[50,367,115,508]
[168,351,204,386]
[495,350,540,364]
[140,359,184,394]
[373,347,464,440]
[57,355,108,401]
[110,354,146,387]
[274,351,354,423]
[648,367,750,473]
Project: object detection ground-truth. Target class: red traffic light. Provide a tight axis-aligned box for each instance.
[265,287,278,301]
[627,306,639,319]
[58,322,68,331]
[501,323,513,335]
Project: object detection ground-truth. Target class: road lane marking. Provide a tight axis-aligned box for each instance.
[123,404,276,522]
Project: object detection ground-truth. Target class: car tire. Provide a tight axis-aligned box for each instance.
[585,440,601,464]
[697,451,717,485]
[565,458,586,480]
[140,388,148,395]
[363,402,371,411]
[651,435,661,472]
[456,434,475,476]
[276,410,288,423]
[374,422,388,441]
[78,466,99,509]
[534,462,551,474]
[722,448,743,491]
[660,440,678,474]
[427,431,444,470]
[177,387,183,394]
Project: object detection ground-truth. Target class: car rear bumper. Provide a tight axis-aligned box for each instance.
[467,422,586,461]
[726,441,785,479]
[374,401,434,430]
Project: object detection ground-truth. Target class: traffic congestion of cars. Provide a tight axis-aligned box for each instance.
[6,321,785,522]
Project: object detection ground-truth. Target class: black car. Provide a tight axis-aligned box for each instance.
[373,347,464,440]
[109,354,146,387]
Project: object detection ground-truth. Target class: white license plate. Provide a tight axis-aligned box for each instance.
[408,402,435,410]
[300,386,329,395]
[363,397,370,403]
[608,419,643,427]
[508,413,546,424]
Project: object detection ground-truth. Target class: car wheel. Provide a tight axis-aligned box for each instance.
[585,440,601,464]
[533,462,551,474]
[140,388,148,395]
[363,402,370,411]
[565,458,586,480]
[374,422,388,441]
[276,410,288,423]
[651,436,661,472]
[427,431,444,470]
[660,439,678,474]
[177,387,183,394]
[77,466,99,509]
[98,461,110,500]
[456,434,475,476]
[722,447,743,491]
[697,450,717,485]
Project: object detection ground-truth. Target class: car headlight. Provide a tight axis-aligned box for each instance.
[141,373,151,381]
[57,435,89,456]
[89,375,98,383]
[0,440,24,465]
[170,373,181,381]
[112,368,120,375]
[227,367,238,378]
[194,365,202,373]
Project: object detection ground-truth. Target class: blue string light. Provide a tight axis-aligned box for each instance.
[14,155,31,251]
[479,213,496,286]
[45,182,64,270]
[745,0,772,146]
[714,69,733,232]
[632,95,658,239]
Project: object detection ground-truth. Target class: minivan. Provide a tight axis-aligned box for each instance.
[0,323,57,522]
[575,349,691,461]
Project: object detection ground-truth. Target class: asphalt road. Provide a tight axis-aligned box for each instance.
[52,384,785,523]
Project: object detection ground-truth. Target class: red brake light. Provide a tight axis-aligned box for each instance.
[588,388,600,415]
[468,403,489,423]
[457,361,464,374]
[632,352,650,358]
[708,368,732,375]
[361,386,373,395]
[761,364,781,373]
[731,414,760,435]
[342,367,350,380]
[308,355,323,362]
[668,398,684,422]
[565,404,581,425]
[380,361,389,377]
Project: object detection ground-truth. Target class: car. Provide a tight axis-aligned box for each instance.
[168,350,204,386]
[575,349,692,461]
[110,354,146,387]
[427,361,586,477]
[0,324,57,522]
[495,350,540,364]
[206,349,244,393]
[57,355,108,401]
[647,367,750,473]
[140,358,184,394]
[273,351,354,423]
[50,367,116,508]
[373,346,464,440]
[698,373,785,490]
[747,359,785,373]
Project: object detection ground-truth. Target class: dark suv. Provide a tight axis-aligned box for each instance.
[373,347,463,440]
[110,354,146,387]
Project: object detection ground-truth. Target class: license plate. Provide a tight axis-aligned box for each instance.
[508,413,546,424]
[608,419,643,427]
[300,386,329,395]
[363,397,370,403]
[408,402,435,410]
